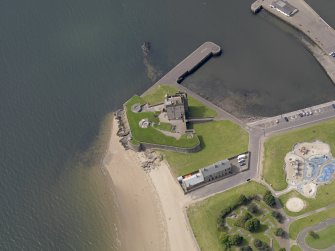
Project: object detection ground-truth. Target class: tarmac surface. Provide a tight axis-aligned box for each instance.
[296,218,335,251]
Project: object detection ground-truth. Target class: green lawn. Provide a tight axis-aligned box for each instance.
[187,182,280,251]
[262,119,335,191]
[154,122,172,132]
[290,245,302,251]
[142,84,178,105]
[125,95,199,148]
[142,84,217,118]
[305,224,335,249]
[279,180,335,216]
[162,120,248,176]
[289,207,335,239]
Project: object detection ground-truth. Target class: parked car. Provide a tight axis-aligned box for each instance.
[284,117,289,122]
[332,104,335,109]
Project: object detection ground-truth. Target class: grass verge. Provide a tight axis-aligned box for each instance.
[279,180,335,216]
[187,182,280,251]
[289,207,335,239]
[305,224,335,249]
[162,120,248,176]
[290,245,302,251]
[263,119,335,191]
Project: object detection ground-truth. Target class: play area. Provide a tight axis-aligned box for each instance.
[284,141,335,198]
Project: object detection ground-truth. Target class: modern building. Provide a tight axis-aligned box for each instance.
[180,172,204,191]
[200,159,232,182]
[270,0,298,17]
[164,92,189,121]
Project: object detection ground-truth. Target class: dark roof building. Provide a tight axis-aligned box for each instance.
[200,159,232,182]
[164,92,189,121]
[270,0,298,17]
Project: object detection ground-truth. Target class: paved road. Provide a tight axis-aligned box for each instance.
[187,106,335,200]
[297,218,335,251]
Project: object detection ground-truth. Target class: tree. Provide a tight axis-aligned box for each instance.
[230,234,243,246]
[271,211,283,223]
[220,233,243,248]
[309,230,319,239]
[248,203,259,214]
[240,246,253,251]
[275,228,285,237]
[253,239,271,251]
[237,194,248,205]
[245,218,260,232]
[263,191,276,207]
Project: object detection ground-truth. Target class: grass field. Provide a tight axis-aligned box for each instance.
[279,179,335,216]
[262,119,335,191]
[142,84,217,118]
[162,120,248,176]
[125,95,199,148]
[187,182,285,251]
[305,224,335,249]
[290,245,302,251]
[289,207,335,239]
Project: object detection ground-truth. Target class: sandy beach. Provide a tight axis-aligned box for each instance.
[104,117,199,251]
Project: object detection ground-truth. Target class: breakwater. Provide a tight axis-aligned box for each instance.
[155,41,221,85]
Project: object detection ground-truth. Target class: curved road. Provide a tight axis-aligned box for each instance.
[296,218,335,251]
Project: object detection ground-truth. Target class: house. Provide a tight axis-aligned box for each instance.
[200,159,232,182]
[164,92,189,121]
[180,172,204,191]
[270,0,298,17]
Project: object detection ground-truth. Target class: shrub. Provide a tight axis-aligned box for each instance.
[245,218,260,232]
[263,191,276,207]
[253,239,262,248]
[278,248,286,251]
[234,212,252,227]
[248,203,259,214]
[275,228,285,237]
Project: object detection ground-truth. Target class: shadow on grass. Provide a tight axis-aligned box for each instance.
[189,106,212,118]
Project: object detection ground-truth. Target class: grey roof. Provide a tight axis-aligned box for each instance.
[166,105,184,120]
[164,93,187,120]
[200,159,231,178]
[182,173,204,188]
[271,0,298,16]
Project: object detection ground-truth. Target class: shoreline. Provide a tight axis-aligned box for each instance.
[104,115,199,251]
[103,116,168,251]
